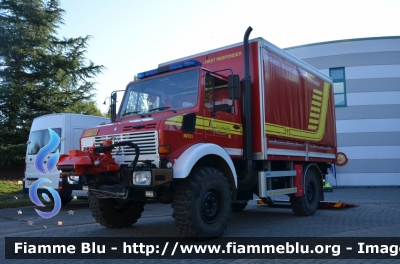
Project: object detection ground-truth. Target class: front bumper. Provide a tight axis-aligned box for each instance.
[83,168,173,200]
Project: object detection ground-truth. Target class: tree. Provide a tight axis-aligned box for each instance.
[65,100,103,117]
[0,0,104,166]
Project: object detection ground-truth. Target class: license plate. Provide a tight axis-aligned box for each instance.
[83,186,88,191]
[84,129,99,137]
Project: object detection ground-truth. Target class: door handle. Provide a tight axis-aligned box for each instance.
[233,125,240,129]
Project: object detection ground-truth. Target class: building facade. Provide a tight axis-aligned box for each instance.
[285,37,400,186]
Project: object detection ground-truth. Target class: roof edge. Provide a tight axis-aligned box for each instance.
[284,36,400,50]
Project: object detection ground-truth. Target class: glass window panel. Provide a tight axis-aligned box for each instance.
[120,69,199,116]
[27,128,61,155]
[330,68,344,80]
[333,82,344,94]
[334,94,345,107]
[27,131,42,155]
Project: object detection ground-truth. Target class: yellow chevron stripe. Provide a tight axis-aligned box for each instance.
[266,82,330,141]
[312,94,322,101]
[309,119,319,124]
[311,106,320,113]
[312,100,321,107]
[313,89,323,95]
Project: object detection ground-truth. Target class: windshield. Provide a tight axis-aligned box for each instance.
[119,69,199,117]
[27,128,62,155]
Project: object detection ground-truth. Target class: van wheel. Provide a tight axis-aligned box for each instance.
[60,196,73,205]
[48,194,72,205]
[89,195,145,228]
[290,169,320,216]
[172,167,232,238]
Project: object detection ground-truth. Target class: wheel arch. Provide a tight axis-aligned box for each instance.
[172,143,237,199]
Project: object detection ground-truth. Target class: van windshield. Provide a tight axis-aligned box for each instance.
[119,69,199,117]
[27,128,62,155]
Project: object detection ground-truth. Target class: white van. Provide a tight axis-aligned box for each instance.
[22,113,109,204]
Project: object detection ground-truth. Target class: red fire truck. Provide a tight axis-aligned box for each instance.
[58,27,340,238]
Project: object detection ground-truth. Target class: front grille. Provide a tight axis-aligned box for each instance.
[94,131,158,165]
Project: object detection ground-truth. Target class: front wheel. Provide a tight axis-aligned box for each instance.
[89,195,145,228]
[172,167,232,238]
[290,168,320,216]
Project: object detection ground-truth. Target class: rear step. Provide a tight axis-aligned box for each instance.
[256,199,359,209]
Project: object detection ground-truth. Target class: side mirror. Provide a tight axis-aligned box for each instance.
[228,74,240,100]
[110,92,117,122]
[111,92,117,102]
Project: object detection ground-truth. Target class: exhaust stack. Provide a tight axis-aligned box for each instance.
[242,26,254,179]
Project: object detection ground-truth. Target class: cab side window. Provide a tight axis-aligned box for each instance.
[204,74,233,113]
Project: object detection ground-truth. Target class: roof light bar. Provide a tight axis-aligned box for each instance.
[137,60,202,79]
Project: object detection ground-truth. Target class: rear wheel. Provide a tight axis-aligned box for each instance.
[290,168,320,216]
[172,167,232,238]
[89,195,145,228]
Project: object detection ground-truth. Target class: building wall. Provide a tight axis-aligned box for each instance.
[285,37,400,186]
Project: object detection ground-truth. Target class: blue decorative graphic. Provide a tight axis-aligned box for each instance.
[30,128,62,219]
[29,178,61,219]
[35,128,60,174]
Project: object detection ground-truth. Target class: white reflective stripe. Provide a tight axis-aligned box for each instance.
[308,152,336,159]
[267,148,305,157]
[223,148,243,155]
[267,148,335,159]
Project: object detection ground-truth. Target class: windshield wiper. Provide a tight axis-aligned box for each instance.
[122,110,140,116]
[148,106,176,113]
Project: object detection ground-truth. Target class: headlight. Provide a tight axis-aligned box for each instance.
[132,171,151,185]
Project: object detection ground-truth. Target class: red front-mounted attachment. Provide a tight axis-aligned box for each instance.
[57,140,141,176]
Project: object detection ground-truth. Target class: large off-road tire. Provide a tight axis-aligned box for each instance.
[290,168,320,216]
[232,200,248,212]
[172,167,232,238]
[89,195,145,228]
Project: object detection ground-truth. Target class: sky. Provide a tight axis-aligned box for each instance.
[57,0,400,113]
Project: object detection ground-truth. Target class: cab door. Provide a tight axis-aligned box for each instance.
[201,73,243,158]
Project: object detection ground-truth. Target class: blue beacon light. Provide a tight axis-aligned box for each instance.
[137,60,202,79]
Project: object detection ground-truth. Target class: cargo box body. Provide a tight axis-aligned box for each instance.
[163,38,337,163]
